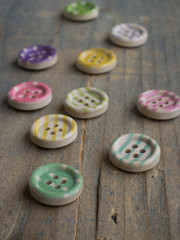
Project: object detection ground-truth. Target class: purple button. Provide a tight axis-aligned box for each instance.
[17,45,58,70]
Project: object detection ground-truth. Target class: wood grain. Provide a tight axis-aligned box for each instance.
[0,0,179,239]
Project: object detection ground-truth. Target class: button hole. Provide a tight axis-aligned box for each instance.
[91,99,95,103]
[30,95,35,98]
[152,101,156,104]
[125,149,131,153]
[84,103,89,106]
[54,124,58,127]
[140,149,146,153]
[50,131,55,135]
[54,185,61,189]
[24,90,30,93]
[85,96,89,99]
[58,128,63,132]
[132,144,138,148]
[159,105,163,107]
[60,178,67,184]
[78,99,83,103]
[45,180,52,185]
[133,154,139,158]
[52,175,58,179]
[158,99,162,101]
[45,127,50,131]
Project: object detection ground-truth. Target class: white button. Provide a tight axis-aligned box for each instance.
[137,90,180,120]
[64,87,109,119]
[109,133,160,172]
[30,114,78,148]
[8,81,52,111]
[110,23,148,47]
[64,2,99,21]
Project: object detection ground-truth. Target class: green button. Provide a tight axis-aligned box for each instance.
[65,1,97,15]
[29,163,83,206]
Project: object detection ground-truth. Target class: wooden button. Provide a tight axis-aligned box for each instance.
[29,163,83,206]
[17,45,58,70]
[64,1,99,21]
[64,87,109,119]
[109,133,160,172]
[137,90,180,120]
[30,114,78,148]
[110,23,148,47]
[76,48,117,74]
[8,81,52,111]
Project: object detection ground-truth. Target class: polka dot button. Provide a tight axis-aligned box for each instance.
[64,1,99,21]
[76,48,117,74]
[109,133,160,172]
[8,81,52,111]
[110,23,148,47]
[30,114,78,148]
[64,87,109,119]
[137,90,180,120]
[17,45,58,70]
[29,163,83,206]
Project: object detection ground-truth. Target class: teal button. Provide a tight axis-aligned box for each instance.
[29,163,83,205]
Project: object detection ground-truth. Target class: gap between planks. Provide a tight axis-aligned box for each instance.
[74,75,91,240]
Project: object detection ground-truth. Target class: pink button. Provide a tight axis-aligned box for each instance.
[8,81,52,110]
[137,89,180,120]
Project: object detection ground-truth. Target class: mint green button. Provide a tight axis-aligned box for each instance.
[65,1,97,15]
[29,163,83,206]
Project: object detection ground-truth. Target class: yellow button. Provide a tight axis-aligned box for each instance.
[30,114,78,148]
[77,48,117,74]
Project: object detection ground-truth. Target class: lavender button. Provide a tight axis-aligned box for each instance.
[17,45,58,70]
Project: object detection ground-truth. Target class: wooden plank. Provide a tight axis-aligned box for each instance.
[0,0,179,240]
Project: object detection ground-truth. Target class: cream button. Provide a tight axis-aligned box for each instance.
[109,133,160,172]
[29,163,83,206]
[110,23,148,47]
[137,90,180,120]
[30,114,78,148]
[8,81,52,111]
[76,48,117,74]
[64,87,109,119]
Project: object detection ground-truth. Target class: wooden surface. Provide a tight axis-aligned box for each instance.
[0,0,180,239]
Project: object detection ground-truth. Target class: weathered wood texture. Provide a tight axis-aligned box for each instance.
[0,0,180,239]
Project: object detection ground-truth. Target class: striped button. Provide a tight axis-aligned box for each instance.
[29,163,83,206]
[64,87,109,119]
[109,133,160,172]
[30,114,78,148]
[137,90,180,120]
[110,23,148,47]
